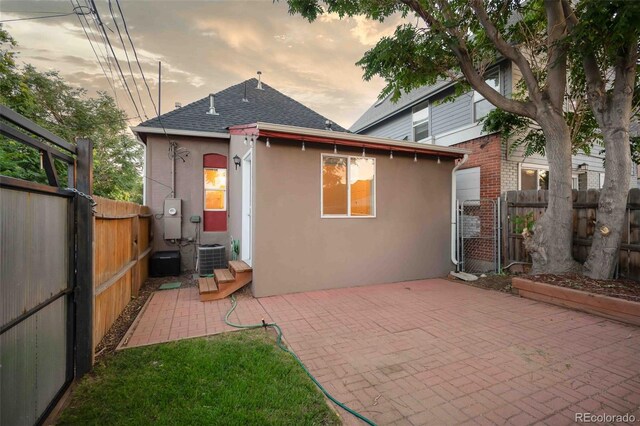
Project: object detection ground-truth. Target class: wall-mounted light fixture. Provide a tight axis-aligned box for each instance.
[233,154,241,170]
[266,138,271,148]
[437,156,441,164]
[301,141,306,152]
[414,152,418,162]
[389,150,393,160]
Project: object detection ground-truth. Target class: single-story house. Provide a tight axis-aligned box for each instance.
[133,76,468,297]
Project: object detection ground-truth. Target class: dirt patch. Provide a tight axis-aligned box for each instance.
[450,274,514,293]
[527,273,640,302]
[94,274,197,361]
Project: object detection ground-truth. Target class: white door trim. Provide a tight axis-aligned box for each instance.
[241,149,252,266]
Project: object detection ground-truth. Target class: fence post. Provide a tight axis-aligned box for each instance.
[76,138,94,377]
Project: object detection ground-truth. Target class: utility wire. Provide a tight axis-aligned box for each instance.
[87,0,143,121]
[69,0,119,102]
[80,0,121,107]
[108,0,148,119]
[0,12,76,23]
[115,0,170,139]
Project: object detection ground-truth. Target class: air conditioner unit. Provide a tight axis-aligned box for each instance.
[197,244,226,275]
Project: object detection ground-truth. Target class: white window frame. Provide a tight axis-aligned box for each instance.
[320,153,377,219]
[518,163,549,190]
[473,67,501,122]
[412,101,430,143]
[203,167,227,212]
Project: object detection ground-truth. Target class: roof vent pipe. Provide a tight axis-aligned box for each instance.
[175,102,182,108]
[206,93,219,115]
[325,120,333,131]
[242,82,249,102]
[256,71,263,90]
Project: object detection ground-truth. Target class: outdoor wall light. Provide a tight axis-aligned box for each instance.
[266,138,271,148]
[389,150,393,160]
[233,154,241,170]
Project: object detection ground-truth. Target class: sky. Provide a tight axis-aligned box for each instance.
[1,0,406,129]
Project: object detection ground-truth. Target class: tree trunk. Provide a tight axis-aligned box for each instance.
[524,112,581,274]
[583,113,633,279]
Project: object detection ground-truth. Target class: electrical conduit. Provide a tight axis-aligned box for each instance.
[224,295,377,426]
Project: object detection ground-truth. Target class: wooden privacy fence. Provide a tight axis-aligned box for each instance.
[503,189,640,280]
[93,196,153,350]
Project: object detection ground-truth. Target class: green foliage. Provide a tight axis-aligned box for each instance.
[513,211,535,235]
[58,331,339,425]
[0,25,142,203]
[286,0,639,164]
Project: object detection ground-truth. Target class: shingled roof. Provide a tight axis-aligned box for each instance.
[136,78,346,134]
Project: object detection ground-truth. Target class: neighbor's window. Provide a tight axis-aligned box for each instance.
[473,68,500,121]
[412,101,430,142]
[204,168,227,210]
[322,154,375,217]
[520,167,549,190]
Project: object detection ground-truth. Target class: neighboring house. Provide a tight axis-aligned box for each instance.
[350,61,637,205]
[133,77,468,297]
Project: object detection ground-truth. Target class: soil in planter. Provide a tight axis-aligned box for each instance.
[527,274,640,303]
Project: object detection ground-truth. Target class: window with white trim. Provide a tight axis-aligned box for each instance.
[204,168,227,211]
[520,166,549,190]
[473,68,500,121]
[412,101,430,142]
[322,154,376,217]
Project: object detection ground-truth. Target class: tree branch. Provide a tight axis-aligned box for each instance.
[469,0,542,105]
[401,0,536,118]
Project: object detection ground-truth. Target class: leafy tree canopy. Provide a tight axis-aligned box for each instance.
[0,25,143,203]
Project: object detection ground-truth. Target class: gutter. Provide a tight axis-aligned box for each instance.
[130,126,231,140]
[451,154,469,269]
[243,122,470,157]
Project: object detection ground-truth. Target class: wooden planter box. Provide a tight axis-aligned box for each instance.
[512,277,640,326]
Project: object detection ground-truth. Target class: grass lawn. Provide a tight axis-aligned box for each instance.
[58,330,340,425]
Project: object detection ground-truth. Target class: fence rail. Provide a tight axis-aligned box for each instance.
[93,196,153,350]
[503,189,640,280]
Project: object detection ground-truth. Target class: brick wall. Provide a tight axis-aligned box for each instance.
[453,134,502,269]
[453,133,502,200]
[501,142,519,192]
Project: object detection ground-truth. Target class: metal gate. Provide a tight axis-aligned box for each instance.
[457,198,501,274]
[1,106,94,425]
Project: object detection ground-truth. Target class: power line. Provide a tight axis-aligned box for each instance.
[78,0,121,107]
[107,0,148,119]
[0,12,76,23]
[87,0,143,120]
[69,0,118,103]
[115,0,170,139]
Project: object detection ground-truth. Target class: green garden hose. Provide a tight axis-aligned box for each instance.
[225,295,377,426]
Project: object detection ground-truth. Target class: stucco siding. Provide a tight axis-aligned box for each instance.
[251,141,454,297]
[145,134,229,270]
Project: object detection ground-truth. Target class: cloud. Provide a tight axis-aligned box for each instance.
[2,1,402,128]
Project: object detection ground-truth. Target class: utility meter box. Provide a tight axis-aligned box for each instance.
[163,198,182,240]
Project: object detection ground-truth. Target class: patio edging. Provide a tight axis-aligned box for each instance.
[512,277,640,326]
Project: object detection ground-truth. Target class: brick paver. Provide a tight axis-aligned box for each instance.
[122,279,640,425]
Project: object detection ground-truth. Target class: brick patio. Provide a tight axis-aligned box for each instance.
[120,279,640,425]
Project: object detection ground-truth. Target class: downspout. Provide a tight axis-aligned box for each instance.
[451,154,469,270]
